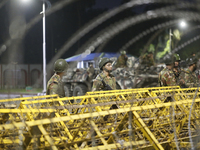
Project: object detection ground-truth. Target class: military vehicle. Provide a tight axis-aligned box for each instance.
[62,57,162,96]
[62,68,97,97]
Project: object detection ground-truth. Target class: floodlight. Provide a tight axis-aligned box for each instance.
[180,20,187,28]
[21,0,31,2]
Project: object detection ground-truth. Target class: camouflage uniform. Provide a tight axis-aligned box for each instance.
[92,72,116,91]
[115,55,128,68]
[158,67,176,86]
[140,54,155,67]
[173,68,184,82]
[47,73,65,97]
[178,68,199,88]
[87,67,95,79]
[87,67,95,75]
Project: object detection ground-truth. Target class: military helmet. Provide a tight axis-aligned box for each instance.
[174,53,181,62]
[164,57,175,65]
[54,59,69,73]
[99,57,112,70]
[120,50,126,55]
[147,51,153,55]
[186,57,197,66]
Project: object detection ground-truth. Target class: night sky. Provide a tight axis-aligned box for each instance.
[0,0,199,64]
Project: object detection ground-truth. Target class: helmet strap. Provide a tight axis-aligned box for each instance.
[103,67,112,74]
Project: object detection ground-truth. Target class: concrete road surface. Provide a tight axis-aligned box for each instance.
[0,93,46,108]
[0,93,44,100]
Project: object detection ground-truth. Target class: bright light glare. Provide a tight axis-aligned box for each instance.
[180,21,187,28]
[21,0,31,2]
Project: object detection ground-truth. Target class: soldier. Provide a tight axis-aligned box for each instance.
[140,52,155,67]
[115,50,128,68]
[87,62,95,81]
[179,57,199,88]
[47,59,69,97]
[92,57,116,91]
[173,53,182,79]
[158,57,176,86]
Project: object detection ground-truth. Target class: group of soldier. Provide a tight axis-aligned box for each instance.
[46,58,116,97]
[115,50,155,68]
[159,54,199,88]
[46,52,199,97]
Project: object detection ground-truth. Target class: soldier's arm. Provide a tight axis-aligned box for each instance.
[178,72,187,88]
[92,79,102,91]
[113,77,117,90]
[48,83,59,95]
[193,74,199,87]
[160,72,168,86]
[184,73,193,88]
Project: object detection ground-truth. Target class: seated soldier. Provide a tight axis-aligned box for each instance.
[115,50,128,68]
[140,52,155,67]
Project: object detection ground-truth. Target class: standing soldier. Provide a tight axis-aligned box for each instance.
[173,53,182,80]
[179,57,199,88]
[158,57,176,86]
[115,50,128,68]
[92,57,116,91]
[87,62,95,81]
[47,59,68,97]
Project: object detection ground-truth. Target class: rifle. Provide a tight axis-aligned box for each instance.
[98,75,113,90]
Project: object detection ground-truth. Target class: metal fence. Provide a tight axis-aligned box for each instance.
[0,86,200,149]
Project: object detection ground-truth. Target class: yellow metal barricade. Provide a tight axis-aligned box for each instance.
[0,87,200,149]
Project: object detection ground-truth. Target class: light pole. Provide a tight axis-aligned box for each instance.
[169,28,173,53]
[21,0,47,93]
[40,1,46,93]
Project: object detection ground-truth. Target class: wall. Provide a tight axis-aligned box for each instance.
[0,64,42,89]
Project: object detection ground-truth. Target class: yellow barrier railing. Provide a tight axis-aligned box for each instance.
[0,87,200,149]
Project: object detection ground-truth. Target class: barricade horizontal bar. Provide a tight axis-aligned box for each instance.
[0,97,199,130]
[0,86,200,149]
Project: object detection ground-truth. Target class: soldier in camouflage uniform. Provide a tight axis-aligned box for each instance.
[87,62,95,81]
[173,53,183,81]
[140,52,155,67]
[115,50,128,68]
[158,57,176,86]
[92,57,116,91]
[47,59,69,97]
[179,57,199,88]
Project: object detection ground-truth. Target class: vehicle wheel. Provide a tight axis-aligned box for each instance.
[64,84,72,97]
[73,84,88,96]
